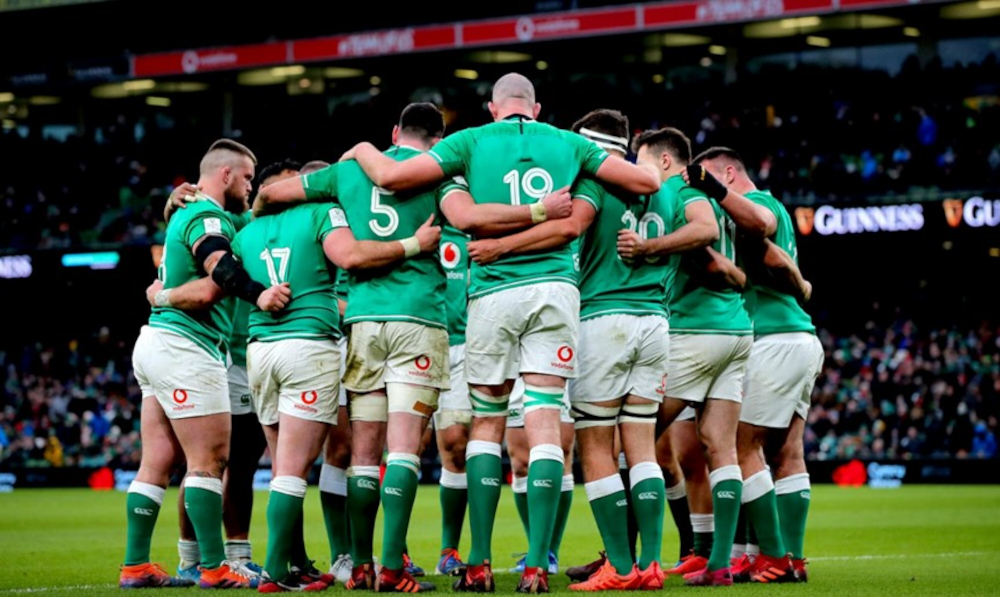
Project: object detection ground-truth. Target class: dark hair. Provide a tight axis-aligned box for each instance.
[256,159,301,186]
[207,138,258,165]
[300,160,330,175]
[693,146,746,171]
[571,109,630,139]
[398,102,445,141]
[631,127,692,165]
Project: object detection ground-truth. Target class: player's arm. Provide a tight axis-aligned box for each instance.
[192,235,290,312]
[617,200,719,259]
[163,182,200,223]
[467,199,596,265]
[146,277,222,311]
[684,166,775,238]
[756,239,812,302]
[439,187,572,237]
[594,159,661,195]
[252,176,307,216]
[701,247,747,291]
[324,214,440,271]
[343,142,446,192]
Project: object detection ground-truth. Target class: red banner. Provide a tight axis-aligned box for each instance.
[462,6,637,46]
[293,25,455,62]
[133,42,287,78]
[645,0,833,28]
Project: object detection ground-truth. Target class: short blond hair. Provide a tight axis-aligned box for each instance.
[200,138,257,175]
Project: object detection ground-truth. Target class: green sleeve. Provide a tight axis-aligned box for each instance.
[428,129,473,178]
[184,211,236,249]
[437,175,469,207]
[570,133,610,176]
[318,202,350,243]
[302,164,341,202]
[571,177,604,212]
[229,211,252,232]
[678,184,709,207]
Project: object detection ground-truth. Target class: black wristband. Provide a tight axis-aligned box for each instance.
[212,252,266,305]
[687,165,728,202]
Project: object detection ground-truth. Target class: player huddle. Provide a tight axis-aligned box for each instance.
[119,72,821,593]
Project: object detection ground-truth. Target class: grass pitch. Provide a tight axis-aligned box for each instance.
[1,485,998,595]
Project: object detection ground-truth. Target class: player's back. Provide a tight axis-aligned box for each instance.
[335,150,447,329]
[667,176,753,336]
[150,198,235,360]
[232,203,340,342]
[743,189,815,336]
[575,177,679,321]
[429,117,608,298]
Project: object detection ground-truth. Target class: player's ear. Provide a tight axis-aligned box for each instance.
[532,103,541,119]
[661,153,671,171]
[222,166,231,185]
[488,101,498,119]
[391,125,400,145]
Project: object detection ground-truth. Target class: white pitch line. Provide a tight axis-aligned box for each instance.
[0,585,107,594]
[810,551,997,562]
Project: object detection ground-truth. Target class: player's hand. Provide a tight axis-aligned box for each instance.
[145,279,164,307]
[801,280,813,303]
[468,238,506,265]
[165,182,200,222]
[541,186,572,220]
[415,214,441,253]
[684,165,728,202]
[257,282,291,312]
[340,142,373,163]
[617,229,647,259]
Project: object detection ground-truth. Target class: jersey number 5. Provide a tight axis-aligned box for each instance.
[370,187,399,237]
[260,247,291,285]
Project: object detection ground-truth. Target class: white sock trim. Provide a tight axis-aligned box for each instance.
[529,443,564,465]
[271,475,307,498]
[127,480,165,506]
[691,513,715,533]
[319,464,348,496]
[224,540,252,561]
[178,539,200,565]
[747,544,760,556]
[512,475,528,494]
[628,462,664,489]
[348,465,381,479]
[775,473,810,495]
[709,465,742,489]
[618,452,628,470]
[666,481,687,501]
[731,543,746,560]
[742,470,775,504]
[441,469,468,490]
[387,452,421,475]
[467,440,502,459]
[562,474,575,492]
[585,474,626,502]
[184,476,223,494]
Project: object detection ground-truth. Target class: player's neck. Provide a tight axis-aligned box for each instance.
[731,176,757,195]
[194,179,225,207]
[395,134,431,152]
[494,107,534,121]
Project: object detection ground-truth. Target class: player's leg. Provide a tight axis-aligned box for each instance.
[667,414,713,576]
[548,416,575,573]
[656,425,694,565]
[320,405,353,583]
[773,416,811,581]
[320,333,354,583]
[434,342,471,576]
[506,384,531,548]
[222,363,266,572]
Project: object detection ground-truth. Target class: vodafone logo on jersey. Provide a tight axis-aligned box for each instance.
[440,242,462,269]
[409,355,433,380]
[295,390,319,414]
[171,389,195,412]
[551,345,575,372]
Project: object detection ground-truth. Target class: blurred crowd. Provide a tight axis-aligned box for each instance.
[2,314,997,470]
[1,52,999,252]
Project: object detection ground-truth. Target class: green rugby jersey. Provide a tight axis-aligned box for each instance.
[440,224,469,346]
[744,189,815,336]
[150,195,236,361]
[227,210,253,367]
[573,177,683,321]
[303,147,449,329]
[429,116,609,298]
[231,203,341,342]
[667,177,753,335]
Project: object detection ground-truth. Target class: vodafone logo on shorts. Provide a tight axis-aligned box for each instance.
[551,345,575,372]
[656,374,667,396]
[440,242,461,269]
[171,389,195,412]
[409,355,433,380]
[295,390,319,414]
